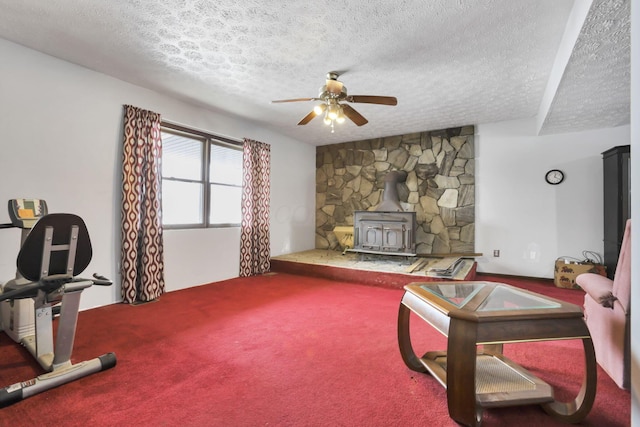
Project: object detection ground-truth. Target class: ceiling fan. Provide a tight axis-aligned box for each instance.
[271,72,397,131]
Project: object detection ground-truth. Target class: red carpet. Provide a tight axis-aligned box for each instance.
[0,273,630,426]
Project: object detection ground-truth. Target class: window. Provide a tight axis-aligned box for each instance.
[161,123,243,228]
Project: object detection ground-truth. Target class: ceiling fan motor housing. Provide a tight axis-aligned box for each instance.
[319,86,347,100]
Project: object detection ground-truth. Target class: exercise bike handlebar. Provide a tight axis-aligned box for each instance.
[91,273,113,286]
[0,274,113,303]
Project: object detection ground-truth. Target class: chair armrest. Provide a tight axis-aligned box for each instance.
[577,273,616,308]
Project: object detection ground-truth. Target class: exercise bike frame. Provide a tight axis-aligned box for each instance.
[0,211,116,407]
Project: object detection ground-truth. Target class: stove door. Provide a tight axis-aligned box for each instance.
[358,221,383,250]
[382,223,406,252]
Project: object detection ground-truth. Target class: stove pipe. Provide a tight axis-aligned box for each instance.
[376,170,407,212]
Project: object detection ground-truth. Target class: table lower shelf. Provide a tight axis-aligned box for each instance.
[421,351,555,408]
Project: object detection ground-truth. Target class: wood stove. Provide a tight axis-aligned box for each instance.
[346,170,417,256]
[352,211,416,256]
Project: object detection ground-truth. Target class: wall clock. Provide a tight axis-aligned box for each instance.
[545,169,565,185]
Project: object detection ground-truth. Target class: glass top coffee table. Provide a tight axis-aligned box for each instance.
[397,281,596,427]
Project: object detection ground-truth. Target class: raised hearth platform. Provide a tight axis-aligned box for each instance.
[270,249,476,289]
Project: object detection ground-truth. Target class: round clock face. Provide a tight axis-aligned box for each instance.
[545,169,565,185]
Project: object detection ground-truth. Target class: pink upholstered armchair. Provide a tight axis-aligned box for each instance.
[576,219,631,389]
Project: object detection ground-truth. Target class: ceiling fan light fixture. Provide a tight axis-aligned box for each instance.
[327,101,342,120]
[313,104,326,115]
[323,115,332,125]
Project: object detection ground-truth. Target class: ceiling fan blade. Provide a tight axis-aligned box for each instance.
[346,95,398,106]
[298,104,326,125]
[271,98,317,103]
[342,104,368,126]
[298,110,318,125]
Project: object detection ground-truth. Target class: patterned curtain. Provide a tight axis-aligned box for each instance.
[120,105,165,303]
[239,138,271,276]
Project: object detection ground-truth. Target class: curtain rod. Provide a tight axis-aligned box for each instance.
[161,120,243,147]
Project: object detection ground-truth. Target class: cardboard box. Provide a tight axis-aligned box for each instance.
[554,260,606,289]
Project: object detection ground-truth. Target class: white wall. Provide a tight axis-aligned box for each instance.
[0,38,315,309]
[476,119,630,278]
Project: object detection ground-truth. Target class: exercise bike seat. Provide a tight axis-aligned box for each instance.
[1,213,92,301]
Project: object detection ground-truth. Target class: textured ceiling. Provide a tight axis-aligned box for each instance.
[0,0,630,145]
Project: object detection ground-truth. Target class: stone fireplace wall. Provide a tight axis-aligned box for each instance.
[316,125,475,254]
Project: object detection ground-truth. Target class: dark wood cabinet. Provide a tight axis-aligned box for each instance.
[602,145,630,278]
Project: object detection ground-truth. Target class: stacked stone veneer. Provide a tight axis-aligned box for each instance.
[316,125,475,254]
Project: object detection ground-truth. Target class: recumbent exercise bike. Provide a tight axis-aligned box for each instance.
[0,199,116,407]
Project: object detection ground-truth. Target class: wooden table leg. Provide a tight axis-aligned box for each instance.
[541,337,597,423]
[447,318,483,427]
[397,302,427,372]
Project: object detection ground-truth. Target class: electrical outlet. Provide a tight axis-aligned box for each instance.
[493,250,500,257]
